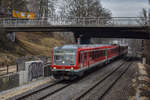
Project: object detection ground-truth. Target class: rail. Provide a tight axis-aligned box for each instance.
[74,58,132,99]
[0,17,149,27]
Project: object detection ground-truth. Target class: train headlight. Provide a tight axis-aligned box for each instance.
[62,61,65,64]
[54,67,56,69]
[71,67,74,70]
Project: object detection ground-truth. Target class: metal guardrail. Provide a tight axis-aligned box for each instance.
[0,65,17,76]
[0,17,148,27]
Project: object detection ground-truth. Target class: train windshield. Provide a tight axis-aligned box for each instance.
[53,49,76,65]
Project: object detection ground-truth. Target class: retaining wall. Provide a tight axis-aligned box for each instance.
[0,73,19,92]
[0,60,51,92]
[129,63,150,100]
[19,60,44,85]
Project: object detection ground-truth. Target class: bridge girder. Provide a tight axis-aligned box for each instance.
[3,26,150,39]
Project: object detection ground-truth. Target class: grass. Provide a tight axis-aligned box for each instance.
[0,32,72,65]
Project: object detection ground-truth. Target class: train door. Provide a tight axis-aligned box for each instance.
[107,48,110,61]
[79,52,83,68]
[83,52,88,67]
[86,52,90,67]
[79,51,88,68]
[106,48,108,61]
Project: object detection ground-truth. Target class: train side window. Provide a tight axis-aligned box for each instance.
[100,50,103,57]
[103,50,105,56]
[96,51,98,58]
[90,51,93,60]
[94,51,96,59]
[84,53,87,61]
[102,50,104,56]
[92,51,95,59]
[101,50,103,56]
[95,51,97,58]
[98,51,100,58]
[78,53,80,63]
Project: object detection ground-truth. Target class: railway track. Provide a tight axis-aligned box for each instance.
[38,82,72,100]
[9,58,131,100]
[74,58,132,100]
[40,59,130,100]
[99,62,132,100]
[12,80,72,100]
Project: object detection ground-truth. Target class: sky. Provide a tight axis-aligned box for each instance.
[101,0,150,17]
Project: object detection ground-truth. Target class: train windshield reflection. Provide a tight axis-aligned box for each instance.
[53,49,76,65]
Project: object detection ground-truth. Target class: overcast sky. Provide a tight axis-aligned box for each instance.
[101,0,150,17]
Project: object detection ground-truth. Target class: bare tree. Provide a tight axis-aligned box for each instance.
[59,0,111,17]
[58,0,111,25]
[27,0,56,19]
[137,8,150,25]
[48,0,57,17]
[137,8,150,64]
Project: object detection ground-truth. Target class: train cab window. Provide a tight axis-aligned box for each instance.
[55,55,62,60]
[53,49,76,65]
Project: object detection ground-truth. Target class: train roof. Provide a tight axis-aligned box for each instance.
[119,44,128,46]
[54,44,114,50]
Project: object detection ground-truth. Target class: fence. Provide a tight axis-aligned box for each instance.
[0,64,17,76]
[0,17,148,27]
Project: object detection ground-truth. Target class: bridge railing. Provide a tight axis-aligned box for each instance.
[0,18,49,27]
[0,17,148,27]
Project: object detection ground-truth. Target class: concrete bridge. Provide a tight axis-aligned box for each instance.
[0,17,150,43]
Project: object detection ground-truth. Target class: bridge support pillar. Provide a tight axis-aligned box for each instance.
[74,33,91,44]
[0,28,6,43]
[6,32,16,42]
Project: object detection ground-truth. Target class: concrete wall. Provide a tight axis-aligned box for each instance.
[0,60,51,92]
[19,60,44,85]
[16,58,26,71]
[0,73,19,92]
[16,56,48,72]
[144,40,150,65]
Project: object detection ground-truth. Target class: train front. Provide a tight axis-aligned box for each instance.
[51,46,78,80]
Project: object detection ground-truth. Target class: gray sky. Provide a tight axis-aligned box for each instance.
[101,0,150,17]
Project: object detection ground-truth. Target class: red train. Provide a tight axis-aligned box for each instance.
[51,44,128,80]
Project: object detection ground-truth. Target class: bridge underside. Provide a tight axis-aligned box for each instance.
[4,26,150,39]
